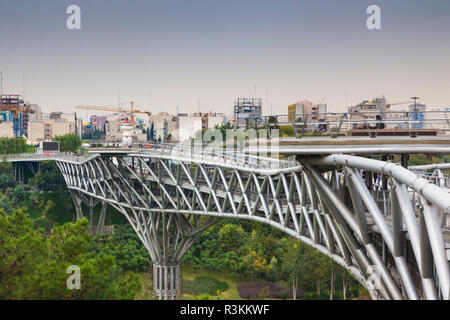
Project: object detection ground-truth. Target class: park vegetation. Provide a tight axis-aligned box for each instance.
[0,137,30,154]
[0,209,141,299]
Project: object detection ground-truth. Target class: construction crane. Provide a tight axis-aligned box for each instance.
[387,100,414,108]
[0,104,34,137]
[75,101,151,125]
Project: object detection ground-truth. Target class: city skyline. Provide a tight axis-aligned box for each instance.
[1,0,450,116]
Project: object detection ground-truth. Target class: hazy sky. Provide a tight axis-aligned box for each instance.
[1,0,450,118]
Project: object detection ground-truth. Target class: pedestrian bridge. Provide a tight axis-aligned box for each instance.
[5,144,450,300]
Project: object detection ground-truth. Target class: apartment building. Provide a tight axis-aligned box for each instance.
[28,118,76,144]
[288,100,327,122]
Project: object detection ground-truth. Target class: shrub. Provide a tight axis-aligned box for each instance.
[182,276,229,296]
[237,281,303,299]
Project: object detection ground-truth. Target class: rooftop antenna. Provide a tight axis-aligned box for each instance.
[411,96,420,112]
[0,71,3,96]
[265,88,269,115]
[345,92,348,111]
[22,72,25,102]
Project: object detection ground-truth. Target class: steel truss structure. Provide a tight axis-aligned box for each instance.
[69,190,108,236]
[48,148,450,301]
[409,163,450,188]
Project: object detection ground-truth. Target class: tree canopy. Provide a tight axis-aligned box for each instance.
[0,209,141,299]
[53,133,82,152]
[0,137,28,154]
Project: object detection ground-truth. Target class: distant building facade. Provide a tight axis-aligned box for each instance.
[90,115,108,130]
[0,122,14,138]
[288,100,327,122]
[0,94,27,137]
[28,118,76,144]
[234,98,262,127]
[349,97,389,114]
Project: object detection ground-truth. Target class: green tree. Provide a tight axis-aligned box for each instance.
[92,224,151,272]
[268,116,278,124]
[0,209,142,299]
[280,239,312,299]
[408,154,442,166]
[53,133,82,152]
[218,224,247,253]
[0,137,28,154]
[0,159,15,189]
[28,161,65,191]
[0,158,13,174]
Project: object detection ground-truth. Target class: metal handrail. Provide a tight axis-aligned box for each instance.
[144,142,298,170]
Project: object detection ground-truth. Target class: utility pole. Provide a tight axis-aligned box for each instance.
[411,96,420,112]
[411,96,420,130]
[22,72,25,102]
[0,71,3,96]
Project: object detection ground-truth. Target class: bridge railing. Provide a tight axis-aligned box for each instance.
[409,163,450,189]
[247,110,450,139]
[144,142,298,170]
[4,152,95,163]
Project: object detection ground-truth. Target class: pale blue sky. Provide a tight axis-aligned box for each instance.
[1,0,449,116]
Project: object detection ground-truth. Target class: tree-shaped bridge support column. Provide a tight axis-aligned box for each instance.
[112,206,220,300]
[69,190,108,236]
[150,212,219,300]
